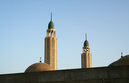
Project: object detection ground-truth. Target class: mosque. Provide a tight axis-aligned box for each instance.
[0,14,129,83]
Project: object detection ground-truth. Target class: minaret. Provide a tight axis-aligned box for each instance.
[44,13,58,70]
[81,34,92,68]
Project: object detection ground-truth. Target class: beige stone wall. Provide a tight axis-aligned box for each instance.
[0,66,129,83]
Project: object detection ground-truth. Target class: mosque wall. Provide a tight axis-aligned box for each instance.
[0,66,129,83]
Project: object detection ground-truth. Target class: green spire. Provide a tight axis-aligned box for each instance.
[48,12,54,29]
[84,33,89,47]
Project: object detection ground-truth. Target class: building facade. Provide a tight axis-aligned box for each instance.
[81,35,92,68]
[44,14,58,70]
[1,66,129,83]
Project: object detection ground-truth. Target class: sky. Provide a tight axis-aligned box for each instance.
[0,0,129,74]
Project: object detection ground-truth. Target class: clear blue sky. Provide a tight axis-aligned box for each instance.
[0,0,129,74]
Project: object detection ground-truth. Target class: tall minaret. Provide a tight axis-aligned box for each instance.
[44,13,58,70]
[81,34,92,68]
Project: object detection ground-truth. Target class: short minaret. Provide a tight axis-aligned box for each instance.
[81,34,92,68]
[44,13,58,70]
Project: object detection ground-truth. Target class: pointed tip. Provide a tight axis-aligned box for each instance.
[85,33,87,40]
[51,12,52,21]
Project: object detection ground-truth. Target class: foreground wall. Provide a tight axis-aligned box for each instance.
[0,66,129,83]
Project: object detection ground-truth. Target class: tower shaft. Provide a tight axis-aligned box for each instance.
[45,35,58,70]
[81,48,92,68]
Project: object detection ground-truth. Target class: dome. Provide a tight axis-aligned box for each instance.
[25,63,53,73]
[108,61,117,67]
[84,40,89,47]
[109,55,129,67]
[48,21,54,29]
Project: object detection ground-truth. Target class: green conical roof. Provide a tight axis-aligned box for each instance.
[48,21,54,29]
[84,40,89,47]
[48,12,54,29]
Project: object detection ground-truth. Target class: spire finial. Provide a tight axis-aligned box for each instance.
[51,12,52,21]
[39,57,42,63]
[85,33,87,40]
[121,50,123,58]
